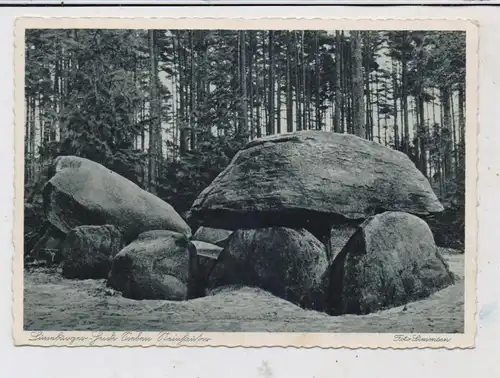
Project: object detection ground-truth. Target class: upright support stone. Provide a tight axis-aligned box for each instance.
[209,227,328,306]
[320,212,455,315]
[323,226,333,261]
[187,242,203,299]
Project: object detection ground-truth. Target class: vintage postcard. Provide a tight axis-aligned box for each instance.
[12,15,478,348]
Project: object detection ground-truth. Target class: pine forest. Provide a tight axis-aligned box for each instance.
[24,29,466,250]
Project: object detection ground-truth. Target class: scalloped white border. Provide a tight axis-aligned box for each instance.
[11,16,479,349]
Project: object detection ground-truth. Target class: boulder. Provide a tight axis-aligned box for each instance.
[300,224,357,309]
[329,224,357,262]
[189,131,443,255]
[61,225,124,279]
[320,211,454,315]
[24,202,42,233]
[209,227,328,306]
[425,208,465,250]
[108,230,191,300]
[24,165,55,257]
[29,227,65,264]
[43,156,191,242]
[50,155,95,175]
[193,226,233,247]
[187,240,224,299]
[191,240,223,260]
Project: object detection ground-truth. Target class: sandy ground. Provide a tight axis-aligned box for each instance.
[23,249,464,333]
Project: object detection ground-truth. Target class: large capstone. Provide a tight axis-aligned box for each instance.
[189,131,443,243]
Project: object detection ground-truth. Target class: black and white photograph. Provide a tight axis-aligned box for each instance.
[17,20,474,345]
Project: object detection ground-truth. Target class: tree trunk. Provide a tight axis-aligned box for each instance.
[363,32,372,140]
[40,93,49,161]
[431,92,437,184]
[256,33,262,138]
[30,96,36,179]
[441,86,452,181]
[183,33,191,147]
[52,57,59,142]
[267,30,275,135]
[286,31,293,133]
[92,31,101,139]
[301,31,307,130]
[141,98,146,153]
[340,32,346,133]
[458,83,466,167]
[351,31,365,138]
[178,34,189,157]
[25,95,31,183]
[239,30,248,137]
[418,95,427,177]
[196,31,203,149]
[189,31,196,151]
[263,32,268,135]
[344,35,353,134]
[401,54,410,154]
[148,30,159,194]
[383,79,388,146]
[274,31,281,134]
[170,36,177,160]
[450,91,459,176]
[248,31,255,139]
[24,42,31,176]
[59,41,67,141]
[375,73,381,143]
[295,31,302,131]
[315,31,321,130]
[334,31,341,133]
[365,73,372,140]
[438,97,445,195]
[413,96,421,169]
[432,89,437,127]
[307,70,312,129]
[392,58,399,149]
[330,99,334,132]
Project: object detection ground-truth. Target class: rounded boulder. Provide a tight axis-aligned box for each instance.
[44,156,191,242]
[209,227,328,306]
[108,230,191,300]
[61,225,124,279]
[322,211,455,315]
